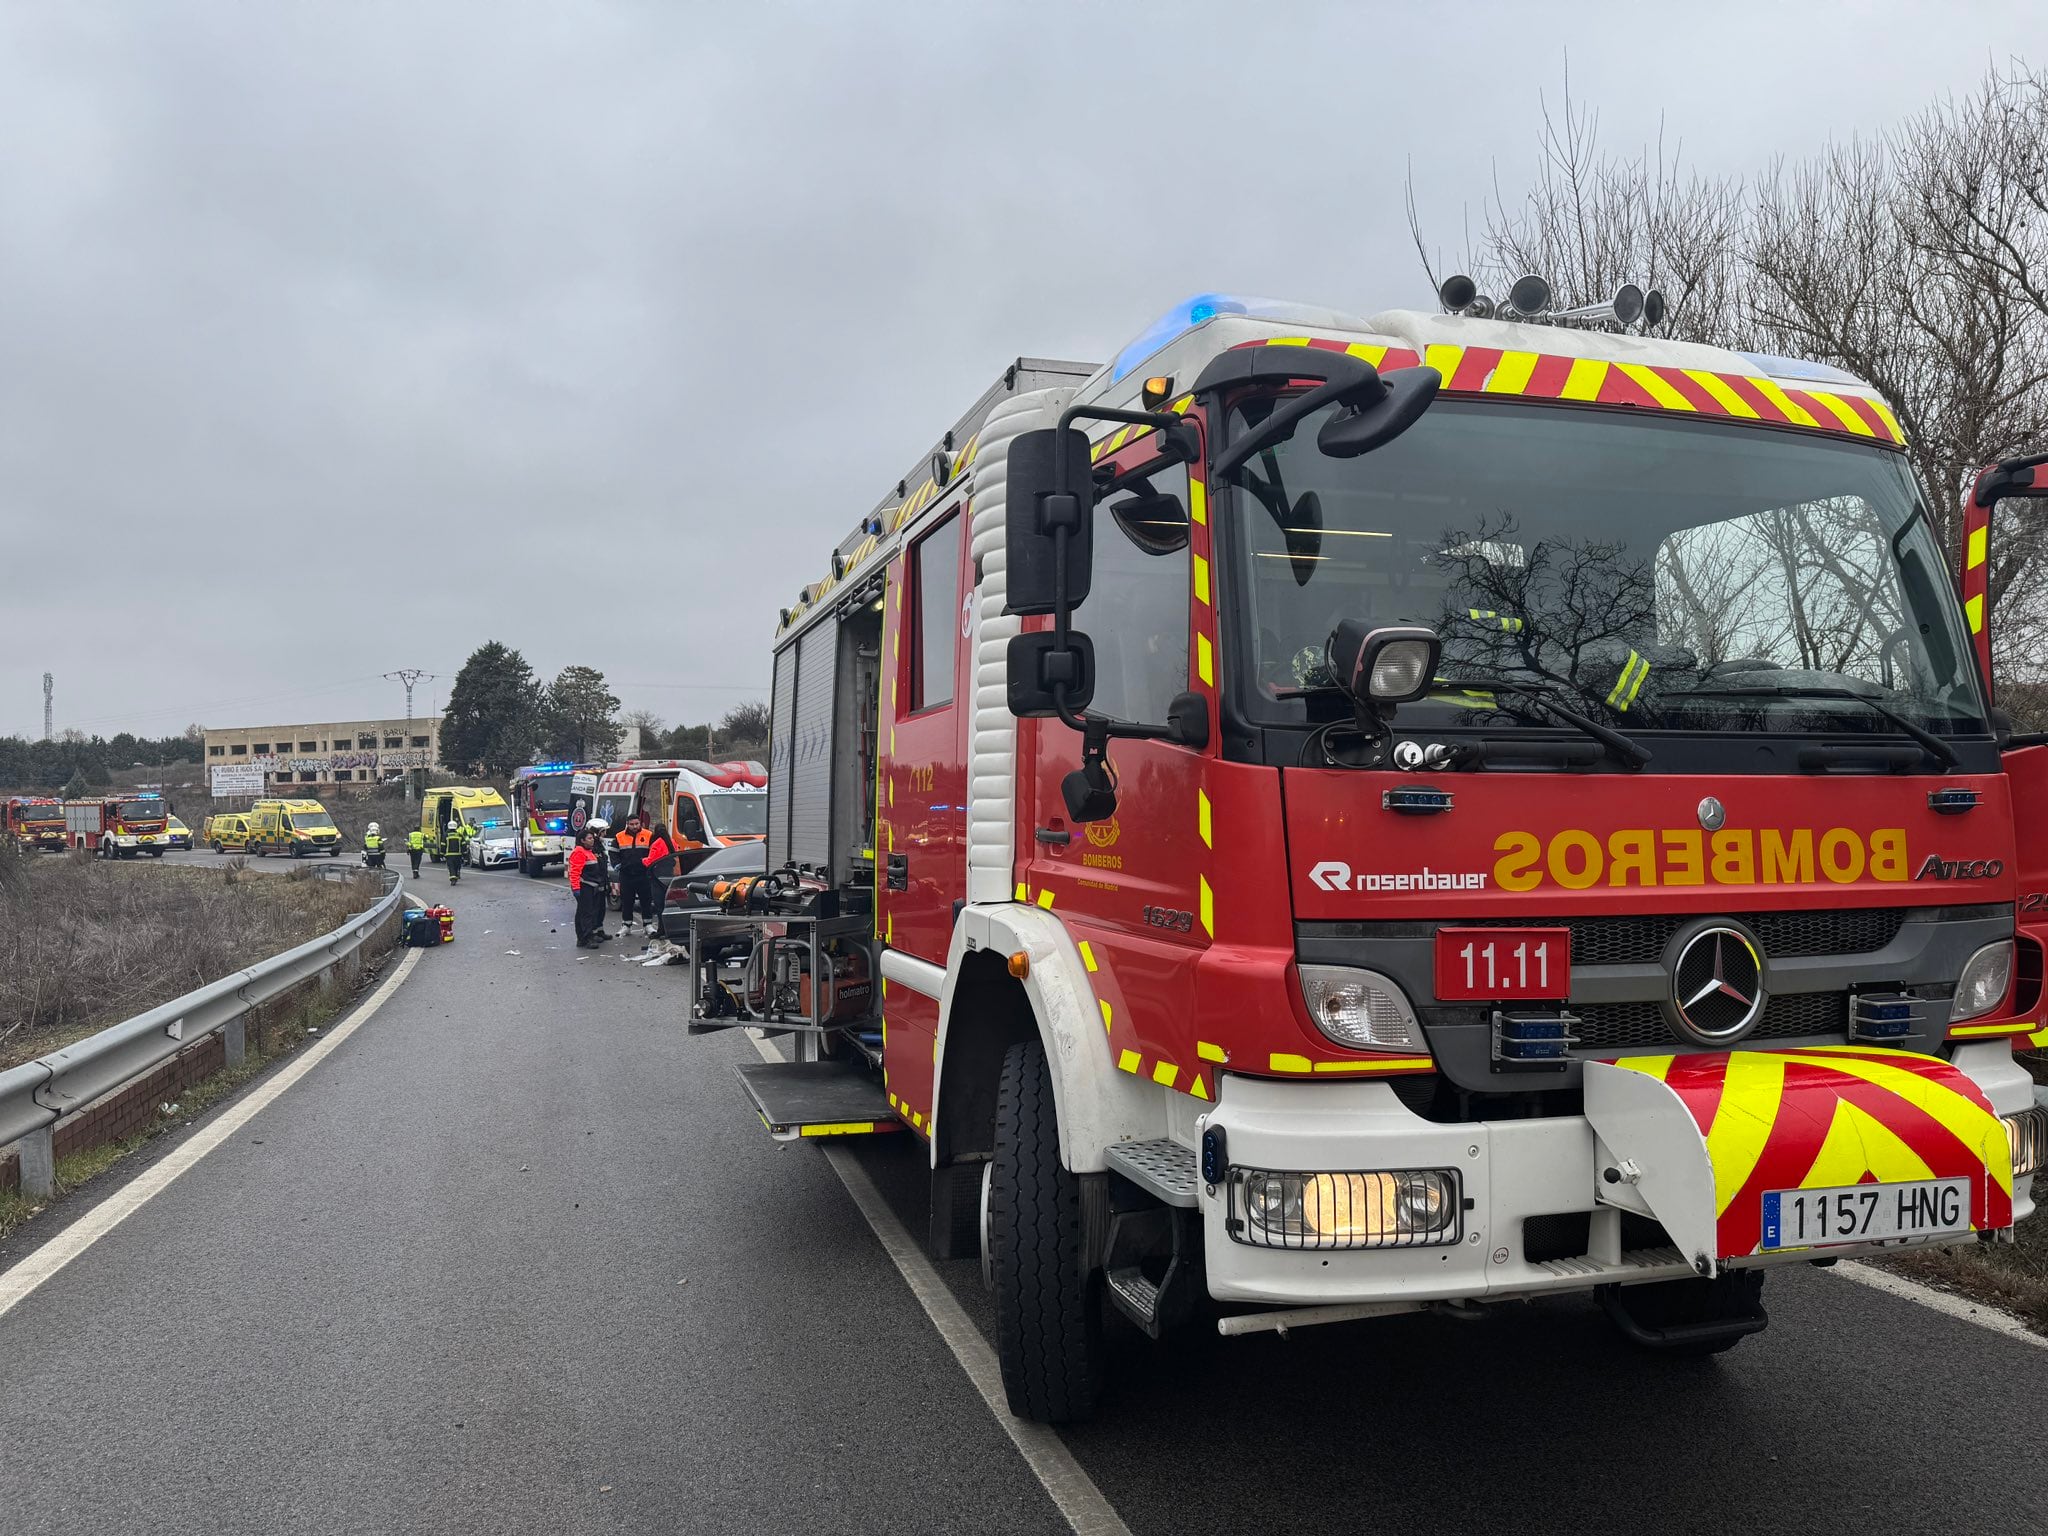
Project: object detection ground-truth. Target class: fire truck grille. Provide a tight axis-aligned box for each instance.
[1574,991,1848,1051]
[1552,907,1907,967]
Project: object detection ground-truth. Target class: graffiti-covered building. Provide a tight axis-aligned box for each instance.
[201,717,442,794]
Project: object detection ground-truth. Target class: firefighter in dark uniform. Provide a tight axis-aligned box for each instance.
[443,818,471,883]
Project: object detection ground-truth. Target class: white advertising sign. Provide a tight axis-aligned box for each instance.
[210,763,264,796]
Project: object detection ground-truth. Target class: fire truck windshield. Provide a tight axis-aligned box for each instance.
[1221,398,1986,750]
[524,773,572,811]
[119,800,165,823]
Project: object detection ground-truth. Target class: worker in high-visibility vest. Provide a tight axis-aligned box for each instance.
[567,821,613,948]
[406,827,426,877]
[613,812,656,935]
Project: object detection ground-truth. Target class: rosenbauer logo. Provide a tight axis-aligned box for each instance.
[1309,861,1490,894]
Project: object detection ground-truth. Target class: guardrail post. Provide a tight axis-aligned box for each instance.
[224,1017,246,1069]
[16,1126,54,1201]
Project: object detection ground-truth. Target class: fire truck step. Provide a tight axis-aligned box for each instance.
[734,1060,902,1143]
[1104,1139,1199,1208]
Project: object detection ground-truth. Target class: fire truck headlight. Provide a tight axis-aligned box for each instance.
[2003,1104,2045,1179]
[1230,1168,1461,1249]
[1297,966,1422,1051]
[1949,941,2013,1024]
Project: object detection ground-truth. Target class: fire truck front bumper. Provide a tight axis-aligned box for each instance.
[1194,1044,2040,1309]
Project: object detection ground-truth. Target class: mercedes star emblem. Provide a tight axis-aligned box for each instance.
[1697,796,1726,831]
[1664,923,1767,1045]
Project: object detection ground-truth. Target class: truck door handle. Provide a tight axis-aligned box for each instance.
[886,853,909,890]
[1034,827,1072,845]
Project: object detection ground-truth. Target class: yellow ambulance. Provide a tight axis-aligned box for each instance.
[246,798,343,858]
[420,786,511,857]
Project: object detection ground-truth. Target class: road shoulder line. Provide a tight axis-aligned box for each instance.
[750,1036,1129,1536]
[0,936,425,1323]
[1831,1260,2047,1350]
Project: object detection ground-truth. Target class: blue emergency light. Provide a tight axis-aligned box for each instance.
[1107,293,1378,382]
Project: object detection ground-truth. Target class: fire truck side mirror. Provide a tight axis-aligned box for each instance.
[1006,631,1096,718]
[1315,367,1441,459]
[1003,427,1095,616]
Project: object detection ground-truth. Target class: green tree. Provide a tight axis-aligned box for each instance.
[441,642,542,778]
[541,666,621,762]
[61,769,90,798]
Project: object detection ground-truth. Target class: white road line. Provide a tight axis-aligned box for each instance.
[1831,1260,2048,1350]
[0,937,425,1323]
[748,1036,1129,1536]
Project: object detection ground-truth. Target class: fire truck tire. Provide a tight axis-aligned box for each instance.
[990,1038,1103,1424]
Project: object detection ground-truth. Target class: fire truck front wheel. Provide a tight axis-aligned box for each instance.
[989,1038,1104,1424]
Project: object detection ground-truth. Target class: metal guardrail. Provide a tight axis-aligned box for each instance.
[0,866,407,1185]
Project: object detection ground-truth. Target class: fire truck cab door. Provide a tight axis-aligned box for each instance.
[1961,456,2048,1032]
[880,507,970,967]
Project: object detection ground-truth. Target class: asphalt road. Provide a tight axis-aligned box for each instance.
[1,862,2042,1534]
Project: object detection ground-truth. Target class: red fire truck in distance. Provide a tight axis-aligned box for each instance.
[695,288,2048,1422]
[4,796,69,853]
[506,762,591,877]
[65,793,173,858]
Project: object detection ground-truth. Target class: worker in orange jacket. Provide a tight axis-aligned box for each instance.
[568,822,613,948]
[613,812,657,935]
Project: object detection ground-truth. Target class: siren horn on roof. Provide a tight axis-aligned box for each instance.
[1504,275,1553,318]
[1437,274,1495,318]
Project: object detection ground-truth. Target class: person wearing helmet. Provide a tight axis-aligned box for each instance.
[568,820,613,947]
[362,820,385,870]
[443,817,471,883]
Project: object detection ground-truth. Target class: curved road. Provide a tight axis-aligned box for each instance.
[0,863,2040,1533]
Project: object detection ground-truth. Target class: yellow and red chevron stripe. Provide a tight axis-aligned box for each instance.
[1608,1044,2012,1256]
[1233,336,1906,446]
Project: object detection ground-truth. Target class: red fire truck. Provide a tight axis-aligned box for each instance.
[3,796,69,853]
[65,793,173,857]
[689,290,2048,1422]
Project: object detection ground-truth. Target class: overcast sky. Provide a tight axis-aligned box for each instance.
[0,3,2031,740]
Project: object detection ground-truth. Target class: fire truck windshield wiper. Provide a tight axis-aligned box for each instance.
[1673,684,1959,770]
[1440,676,1652,769]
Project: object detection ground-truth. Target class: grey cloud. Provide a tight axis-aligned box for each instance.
[0,1,2030,736]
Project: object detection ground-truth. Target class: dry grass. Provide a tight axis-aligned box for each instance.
[1882,1221,2048,1332]
[0,849,373,1070]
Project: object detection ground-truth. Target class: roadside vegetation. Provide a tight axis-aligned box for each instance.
[0,845,372,1071]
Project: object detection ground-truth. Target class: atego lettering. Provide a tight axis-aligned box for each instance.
[1915,854,2004,881]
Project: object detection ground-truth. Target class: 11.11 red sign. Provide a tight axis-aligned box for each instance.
[1433,927,1572,1001]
